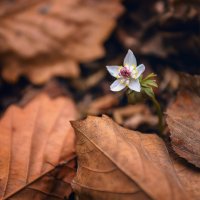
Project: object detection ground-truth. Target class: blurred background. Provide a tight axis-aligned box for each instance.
[0,0,199,132]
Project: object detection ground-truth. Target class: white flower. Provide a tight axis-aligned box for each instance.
[106,49,145,92]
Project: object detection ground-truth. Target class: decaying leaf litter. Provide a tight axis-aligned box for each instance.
[0,0,200,200]
[0,91,77,200]
[71,115,200,200]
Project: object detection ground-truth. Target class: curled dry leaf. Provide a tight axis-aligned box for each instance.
[166,74,200,168]
[124,114,158,130]
[113,104,158,129]
[0,94,77,200]
[84,94,119,115]
[0,0,123,84]
[71,115,190,200]
[89,94,119,112]
[113,104,149,124]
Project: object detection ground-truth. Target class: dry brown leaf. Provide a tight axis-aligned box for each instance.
[113,104,147,124]
[85,94,119,115]
[124,114,158,129]
[159,68,180,92]
[169,151,200,200]
[0,0,40,17]
[113,104,153,127]
[2,55,80,84]
[166,73,200,168]
[0,0,123,84]
[166,89,200,168]
[179,73,200,95]
[71,115,189,200]
[72,70,106,92]
[89,94,119,111]
[0,93,77,200]
[0,0,123,58]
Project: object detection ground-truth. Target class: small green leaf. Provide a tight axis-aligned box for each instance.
[142,79,158,88]
[143,73,157,81]
[143,87,155,99]
[139,75,143,82]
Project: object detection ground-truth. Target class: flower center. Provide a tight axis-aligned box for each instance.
[119,67,131,78]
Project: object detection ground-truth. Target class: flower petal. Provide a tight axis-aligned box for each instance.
[106,66,121,78]
[110,79,126,92]
[129,79,141,92]
[136,64,145,78]
[123,49,137,68]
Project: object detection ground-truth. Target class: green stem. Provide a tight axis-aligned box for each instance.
[126,89,164,135]
[150,96,164,134]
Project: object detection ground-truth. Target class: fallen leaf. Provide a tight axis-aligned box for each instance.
[172,153,200,200]
[124,114,158,130]
[18,79,72,106]
[178,73,200,95]
[85,94,119,115]
[71,115,189,200]
[2,55,80,84]
[113,104,152,126]
[0,0,40,17]
[72,70,106,92]
[0,0,123,84]
[89,94,119,110]
[166,74,200,168]
[159,68,180,92]
[0,93,77,200]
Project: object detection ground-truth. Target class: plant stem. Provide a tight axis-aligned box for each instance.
[126,89,164,135]
[150,96,164,134]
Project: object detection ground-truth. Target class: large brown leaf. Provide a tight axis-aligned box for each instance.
[0,0,40,17]
[0,0,123,84]
[71,115,189,200]
[171,152,200,200]
[166,74,200,168]
[0,93,77,200]
[2,55,80,84]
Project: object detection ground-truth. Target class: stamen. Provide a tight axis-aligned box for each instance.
[119,67,131,78]
[132,69,138,79]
